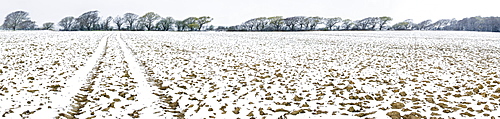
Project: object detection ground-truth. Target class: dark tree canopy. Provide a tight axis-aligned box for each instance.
[42,22,55,30]
[2,11,31,30]
[183,17,199,31]
[101,16,113,31]
[378,16,393,30]
[175,20,187,31]
[140,12,161,31]
[58,16,75,31]
[76,10,100,31]
[124,13,139,30]
[325,17,342,30]
[268,16,284,30]
[196,16,213,31]
[113,16,124,30]
[18,20,37,30]
[156,17,175,31]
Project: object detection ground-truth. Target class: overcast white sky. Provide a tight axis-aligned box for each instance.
[1,0,499,26]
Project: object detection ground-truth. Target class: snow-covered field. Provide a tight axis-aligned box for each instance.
[1,31,499,119]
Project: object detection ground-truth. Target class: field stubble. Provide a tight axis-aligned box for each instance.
[1,31,500,118]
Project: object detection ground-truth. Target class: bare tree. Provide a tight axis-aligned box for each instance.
[342,19,353,30]
[196,16,213,31]
[76,10,100,31]
[175,20,186,31]
[444,18,459,30]
[416,19,432,30]
[139,12,161,31]
[100,16,113,30]
[308,16,323,30]
[325,17,342,30]
[58,16,74,31]
[366,17,380,30]
[392,19,414,30]
[242,19,258,31]
[284,17,301,31]
[135,18,146,31]
[113,16,124,30]
[2,11,30,30]
[432,19,450,30]
[460,17,482,31]
[294,16,307,30]
[183,17,198,31]
[255,17,268,31]
[392,22,409,30]
[354,18,370,30]
[124,13,138,30]
[378,16,393,30]
[268,16,284,30]
[18,20,37,30]
[156,17,175,31]
[352,17,379,30]
[300,17,312,30]
[404,19,415,30]
[42,22,54,30]
[242,17,267,31]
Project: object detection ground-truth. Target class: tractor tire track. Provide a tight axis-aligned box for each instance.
[116,33,161,118]
[56,34,161,119]
[49,34,110,118]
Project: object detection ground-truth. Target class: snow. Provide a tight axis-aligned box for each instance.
[1,31,500,118]
[116,33,161,118]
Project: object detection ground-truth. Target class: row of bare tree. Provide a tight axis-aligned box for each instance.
[227,16,500,32]
[228,16,393,31]
[1,11,213,31]
[58,11,213,31]
[392,17,500,32]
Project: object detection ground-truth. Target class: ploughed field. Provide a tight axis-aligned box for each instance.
[0,31,499,119]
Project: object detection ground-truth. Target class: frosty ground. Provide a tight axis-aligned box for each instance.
[0,31,499,119]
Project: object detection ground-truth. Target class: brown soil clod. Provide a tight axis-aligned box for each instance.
[386,111,401,119]
[391,102,405,109]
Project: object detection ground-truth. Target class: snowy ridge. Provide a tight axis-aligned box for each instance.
[31,33,110,118]
[61,34,109,101]
[47,33,164,119]
[116,33,160,118]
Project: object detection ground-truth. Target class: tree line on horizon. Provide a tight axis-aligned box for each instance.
[227,16,500,32]
[1,10,500,32]
[1,10,214,31]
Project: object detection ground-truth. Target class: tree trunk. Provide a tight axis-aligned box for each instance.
[379,21,386,30]
[198,25,202,31]
[129,23,134,30]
